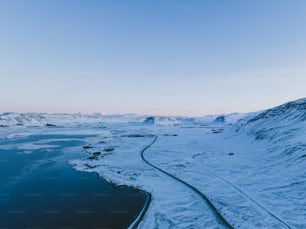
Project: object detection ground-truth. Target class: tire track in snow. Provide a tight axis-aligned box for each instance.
[201,167,292,229]
[153,149,292,229]
[140,136,234,229]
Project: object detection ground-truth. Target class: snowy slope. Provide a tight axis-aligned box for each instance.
[143,116,181,125]
[1,98,305,228]
[238,98,306,143]
[69,98,306,228]
[0,112,47,127]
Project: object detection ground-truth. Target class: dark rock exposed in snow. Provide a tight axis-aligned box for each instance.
[214,115,225,123]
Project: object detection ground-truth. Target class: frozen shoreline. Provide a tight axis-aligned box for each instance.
[1,98,305,228]
[69,130,223,228]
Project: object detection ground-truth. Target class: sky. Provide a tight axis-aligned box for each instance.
[0,0,306,116]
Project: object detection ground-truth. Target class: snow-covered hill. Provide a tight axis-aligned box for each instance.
[0,112,146,127]
[68,97,306,228]
[238,98,306,142]
[143,116,180,125]
[1,98,305,228]
[0,112,47,127]
[0,111,251,128]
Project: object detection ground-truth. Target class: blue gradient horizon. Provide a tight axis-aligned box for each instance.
[0,0,305,116]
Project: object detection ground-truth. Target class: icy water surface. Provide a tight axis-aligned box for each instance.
[0,128,147,229]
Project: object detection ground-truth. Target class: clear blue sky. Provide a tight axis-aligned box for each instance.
[1,0,305,116]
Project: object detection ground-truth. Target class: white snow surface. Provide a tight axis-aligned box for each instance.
[0,112,188,127]
[1,98,305,228]
[0,112,146,127]
[143,116,181,126]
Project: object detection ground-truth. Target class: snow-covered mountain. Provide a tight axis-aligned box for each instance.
[235,98,306,163]
[238,98,306,141]
[68,97,306,228]
[0,110,255,128]
[0,112,147,127]
[0,112,47,127]
[1,98,305,228]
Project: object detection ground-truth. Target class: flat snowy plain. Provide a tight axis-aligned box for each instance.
[1,98,305,228]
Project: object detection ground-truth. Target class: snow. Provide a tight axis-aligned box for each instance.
[143,116,181,125]
[1,98,305,228]
[0,112,146,127]
[69,129,227,228]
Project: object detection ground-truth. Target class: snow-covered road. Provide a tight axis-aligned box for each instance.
[141,136,233,229]
[1,98,305,228]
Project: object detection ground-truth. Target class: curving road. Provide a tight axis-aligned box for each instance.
[129,192,152,229]
[139,135,234,229]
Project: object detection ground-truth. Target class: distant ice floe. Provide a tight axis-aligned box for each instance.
[6,132,32,139]
[17,151,32,155]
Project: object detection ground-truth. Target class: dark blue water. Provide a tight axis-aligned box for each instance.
[0,130,147,229]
